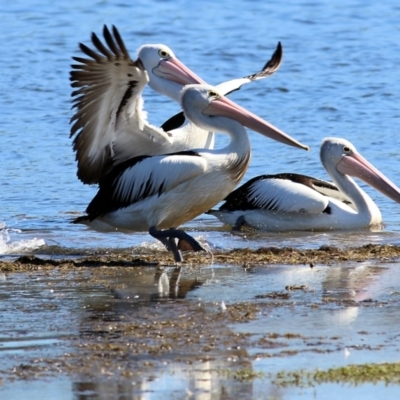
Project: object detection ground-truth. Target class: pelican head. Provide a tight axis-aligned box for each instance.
[137,44,205,101]
[180,84,309,150]
[321,137,400,203]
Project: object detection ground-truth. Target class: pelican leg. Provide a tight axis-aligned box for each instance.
[149,226,205,262]
[150,234,183,261]
[168,237,183,262]
[233,215,247,231]
[154,235,179,254]
[156,236,170,249]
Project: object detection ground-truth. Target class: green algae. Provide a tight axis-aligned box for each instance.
[274,362,400,387]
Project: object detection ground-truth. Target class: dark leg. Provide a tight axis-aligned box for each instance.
[155,236,180,256]
[233,215,247,231]
[167,236,183,262]
[156,236,171,250]
[149,226,205,262]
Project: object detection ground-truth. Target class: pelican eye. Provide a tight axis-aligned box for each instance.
[342,145,352,153]
[158,49,170,58]
[208,90,220,99]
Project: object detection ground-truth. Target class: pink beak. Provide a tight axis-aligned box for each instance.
[337,152,400,203]
[204,95,309,150]
[154,57,207,85]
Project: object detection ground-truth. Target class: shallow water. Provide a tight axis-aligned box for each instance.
[1,260,400,399]
[1,1,400,398]
[1,0,400,254]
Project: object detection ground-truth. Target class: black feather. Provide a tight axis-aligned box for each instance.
[219,173,336,211]
[85,155,152,219]
[323,205,332,214]
[116,81,138,119]
[160,111,186,132]
[84,150,202,219]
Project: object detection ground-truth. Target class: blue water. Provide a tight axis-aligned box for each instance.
[1,0,400,254]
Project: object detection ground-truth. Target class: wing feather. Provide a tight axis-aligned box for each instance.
[70,25,170,185]
[215,42,283,96]
[311,179,353,205]
[158,42,283,134]
[86,152,206,218]
[221,175,329,214]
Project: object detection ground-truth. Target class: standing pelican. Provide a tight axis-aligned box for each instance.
[70,25,283,184]
[74,84,309,262]
[208,138,400,231]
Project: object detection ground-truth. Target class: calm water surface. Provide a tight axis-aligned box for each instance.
[1,1,400,398]
[1,0,400,254]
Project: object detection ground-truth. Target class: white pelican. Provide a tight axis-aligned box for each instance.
[208,137,400,231]
[70,25,283,184]
[73,84,309,262]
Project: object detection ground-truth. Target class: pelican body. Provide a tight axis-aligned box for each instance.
[208,138,400,231]
[74,84,308,261]
[70,25,283,184]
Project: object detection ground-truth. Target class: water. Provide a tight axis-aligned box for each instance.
[2,4,400,396]
[2,261,400,399]
[0,0,400,254]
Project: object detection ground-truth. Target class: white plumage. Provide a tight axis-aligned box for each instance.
[70,25,283,184]
[74,84,308,261]
[245,178,329,213]
[208,138,400,231]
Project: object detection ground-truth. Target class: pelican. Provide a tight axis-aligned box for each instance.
[73,84,309,262]
[70,25,283,184]
[208,137,400,231]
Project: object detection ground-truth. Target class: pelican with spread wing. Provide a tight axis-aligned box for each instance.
[70,25,283,184]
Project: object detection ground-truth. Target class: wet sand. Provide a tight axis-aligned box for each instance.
[1,244,400,399]
[2,243,400,271]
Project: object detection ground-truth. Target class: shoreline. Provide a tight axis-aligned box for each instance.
[1,243,400,271]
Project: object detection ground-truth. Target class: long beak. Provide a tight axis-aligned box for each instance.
[154,57,206,85]
[337,153,400,203]
[204,95,309,150]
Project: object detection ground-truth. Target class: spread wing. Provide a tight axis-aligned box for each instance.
[215,42,283,96]
[159,42,283,134]
[70,25,171,184]
[85,151,207,218]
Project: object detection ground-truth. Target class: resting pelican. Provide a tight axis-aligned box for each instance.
[73,84,309,262]
[208,137,400,231]
[70,25,283,184]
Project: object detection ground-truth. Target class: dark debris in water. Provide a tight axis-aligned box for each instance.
[1,243,400,272]
[1,243,400,388]
[255,292,291,300]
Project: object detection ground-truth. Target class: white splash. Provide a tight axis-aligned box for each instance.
[220,301,227,311]
[0,223,46,255]
[139,235,210,252]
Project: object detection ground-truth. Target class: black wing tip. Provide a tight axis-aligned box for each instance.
[260,40,283,72]
[72,24,128,63]
[111,25,120,39]
[243,41,284,81]
[102,24,111,35]
[72,215,89,224]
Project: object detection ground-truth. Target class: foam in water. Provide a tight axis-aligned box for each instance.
[0,223,46,255]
